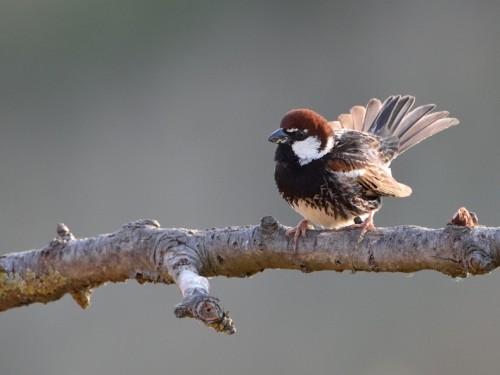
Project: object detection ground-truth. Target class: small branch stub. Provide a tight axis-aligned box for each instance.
[260,216,280,236]
[57,223,75,240]
[70,287,92,309]
[174,291,235,335]
[449,207,478,228]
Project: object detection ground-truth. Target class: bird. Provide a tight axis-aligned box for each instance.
[268,95,459,245]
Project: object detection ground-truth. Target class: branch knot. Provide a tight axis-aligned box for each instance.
[465,245,495,275]
[260,216,279,236]
[174,291,235,335]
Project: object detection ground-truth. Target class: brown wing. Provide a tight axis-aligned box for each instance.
[327,157,412,198]
[357,164,412,197]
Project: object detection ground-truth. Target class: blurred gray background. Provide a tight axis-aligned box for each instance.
[1,1,499,374]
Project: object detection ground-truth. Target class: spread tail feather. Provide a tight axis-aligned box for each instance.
[335,95,459,155]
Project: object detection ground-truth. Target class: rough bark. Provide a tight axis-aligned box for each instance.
[0,210,498,335]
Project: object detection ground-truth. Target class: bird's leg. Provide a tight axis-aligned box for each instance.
[285,219,314,249]
[346,212,375,242]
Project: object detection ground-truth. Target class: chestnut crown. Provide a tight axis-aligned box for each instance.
[268,109,334,165]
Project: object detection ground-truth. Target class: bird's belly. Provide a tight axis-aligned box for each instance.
[291,200,367,229]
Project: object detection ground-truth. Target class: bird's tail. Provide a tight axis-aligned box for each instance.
[331,95,459,155]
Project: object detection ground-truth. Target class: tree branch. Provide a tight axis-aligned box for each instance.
[1,209,498,334]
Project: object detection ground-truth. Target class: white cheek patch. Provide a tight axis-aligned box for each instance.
[292,136,334,165]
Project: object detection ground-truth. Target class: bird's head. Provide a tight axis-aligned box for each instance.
[268,109,334,166]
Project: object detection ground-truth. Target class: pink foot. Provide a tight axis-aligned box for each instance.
[285,219,314,249]
[345,213,375,242]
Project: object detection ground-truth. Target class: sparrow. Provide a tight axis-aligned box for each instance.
[268,95,459,245]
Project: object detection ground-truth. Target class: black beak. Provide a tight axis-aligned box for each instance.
[268,128,291,144]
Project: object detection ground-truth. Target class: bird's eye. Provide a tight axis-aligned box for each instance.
[294,130,308,140]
